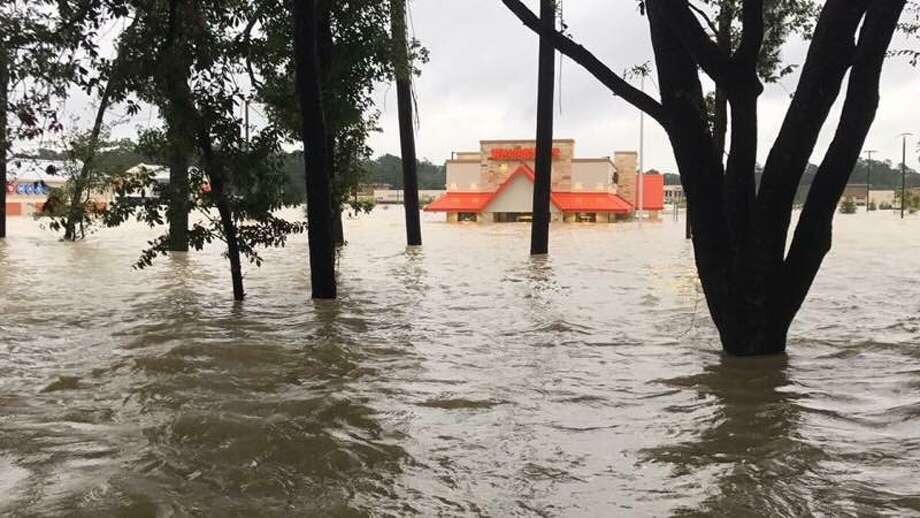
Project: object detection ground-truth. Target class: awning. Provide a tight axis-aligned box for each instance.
[553,192,633,214]
[424,192,494,212]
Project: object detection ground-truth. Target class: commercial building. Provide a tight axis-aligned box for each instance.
[3,160,169,217]
[425,139,663,223]
[3,159,71,216]
[664,184,684,205]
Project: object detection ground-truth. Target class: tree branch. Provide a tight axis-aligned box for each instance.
[754,0,872,263]
[687,1,719,35]
[781,0,906,325]
[659,0,733,83]
[735,0,764,68]
[499,0,666,125]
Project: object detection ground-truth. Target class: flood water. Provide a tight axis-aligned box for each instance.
[1,208,919,517]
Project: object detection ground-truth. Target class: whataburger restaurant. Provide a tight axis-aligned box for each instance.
[425,139,664,223]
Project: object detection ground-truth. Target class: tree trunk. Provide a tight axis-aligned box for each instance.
[197,131,244,300]
[711,4,733,161]
[64,68,121,241]
[166,125,191,251]
[317,2,345,248]
[391,0,422,247]
[292,0,337,299]
[530,0,555,256]
[333,208,345,246]
[159,0,192,252]
[0,42,8,239]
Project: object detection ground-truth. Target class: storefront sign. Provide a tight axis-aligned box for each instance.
[13,183,50,196]
[489,147,561,161]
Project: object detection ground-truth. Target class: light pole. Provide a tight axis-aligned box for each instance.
[898,133,914,219]
[863,149,876,211]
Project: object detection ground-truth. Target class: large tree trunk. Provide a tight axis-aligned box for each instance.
[317,2,345,248]
[391,0,422,247]
[292,0,337,299]
[0,42,8,239]
[530,0,555,256]
[165,123,191,251]
[160,0,192,252]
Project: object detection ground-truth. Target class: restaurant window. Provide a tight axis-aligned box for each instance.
[494,212,533,223]
[576,213,597,223]
[458,212,478,222]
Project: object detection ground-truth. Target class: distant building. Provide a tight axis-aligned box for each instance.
[373,189,445,205]
[425,139,664,223]
[663,184,684,205]
[842,184,869,205]
[3,159,75,216]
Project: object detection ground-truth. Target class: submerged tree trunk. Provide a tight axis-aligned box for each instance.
[159,0,192,252]
[530,0,556,256]
[198,134,245,301]
[390,0,422,247]
[0,42,9,239]
[64,71,119,241]
[292,0,337,299]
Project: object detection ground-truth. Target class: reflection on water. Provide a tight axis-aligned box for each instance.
[1,209,919,516]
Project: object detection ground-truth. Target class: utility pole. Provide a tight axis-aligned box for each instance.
[864,149,875,211]
[899,133,914,219]
[530,0,555,256]
[391,0,422,246]
[638,74,645,224]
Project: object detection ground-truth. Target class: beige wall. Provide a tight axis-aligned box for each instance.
[446,160,481,191]
[479,139,575,193]
[614,151,639,205]
[486,173,560,214]
[571,160,615,192]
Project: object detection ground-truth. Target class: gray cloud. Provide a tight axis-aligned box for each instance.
[370,0,920,173]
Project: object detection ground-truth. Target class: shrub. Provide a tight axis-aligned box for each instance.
[839,197,857,214]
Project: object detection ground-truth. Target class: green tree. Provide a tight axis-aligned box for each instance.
[252,0,426,243]
[100,0,309,301]
[0,0,105,238]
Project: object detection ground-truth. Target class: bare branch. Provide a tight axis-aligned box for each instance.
[499,0,666,125]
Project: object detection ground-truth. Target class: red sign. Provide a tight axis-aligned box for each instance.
[490,147,561,161]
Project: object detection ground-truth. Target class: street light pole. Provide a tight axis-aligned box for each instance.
[864,149,875,211]
[898,133,914,219]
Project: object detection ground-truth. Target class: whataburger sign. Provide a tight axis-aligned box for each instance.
[489,147,561,161]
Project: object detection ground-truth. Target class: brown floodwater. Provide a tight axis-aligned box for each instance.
[0,208,918,517]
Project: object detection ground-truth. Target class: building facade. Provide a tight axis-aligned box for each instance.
[3,159,71,216]
[425,139,663,223]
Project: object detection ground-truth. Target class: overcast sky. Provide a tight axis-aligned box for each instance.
[64,0,920,173]
[364,0,920,173]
